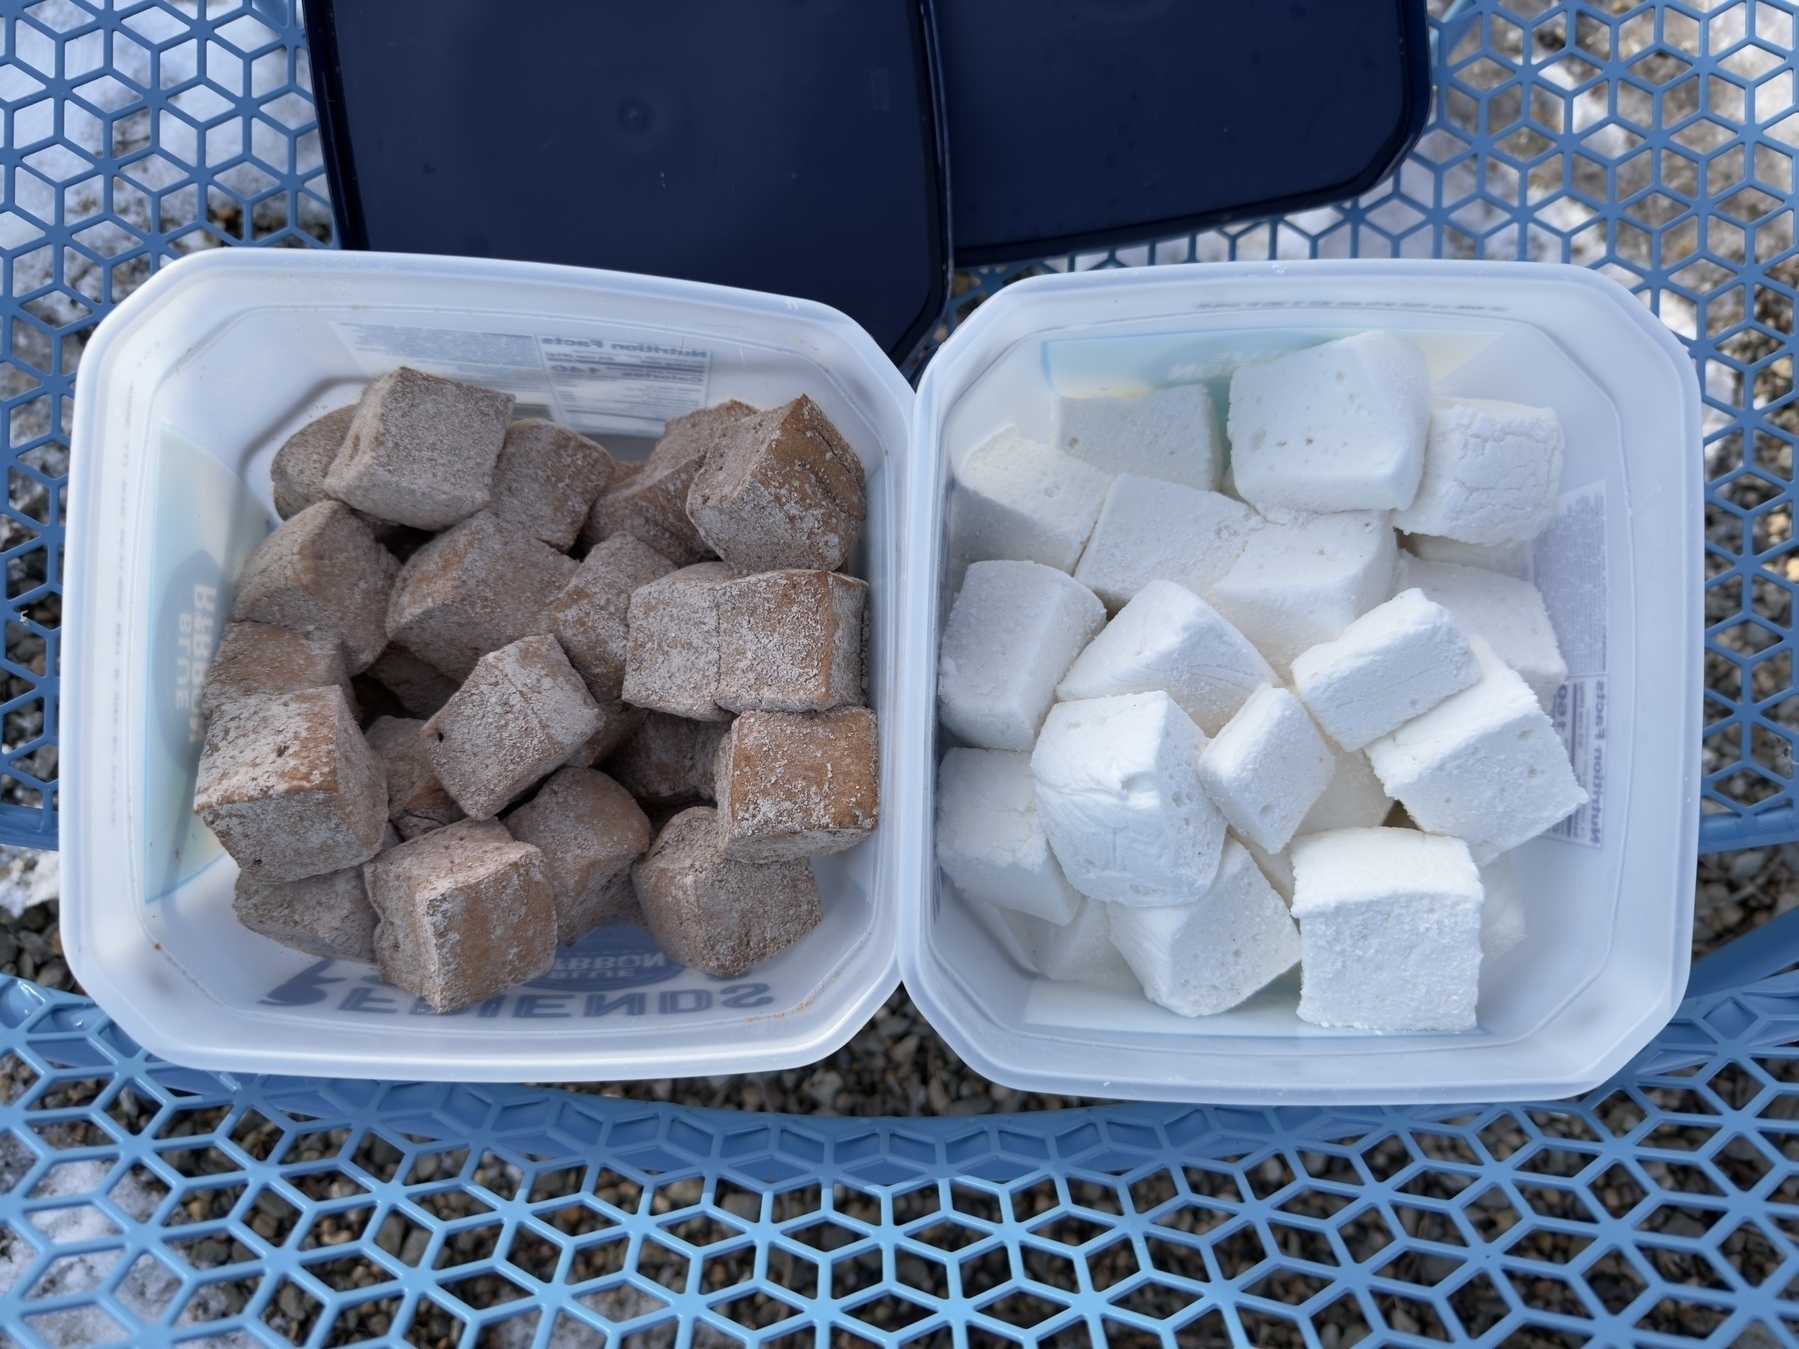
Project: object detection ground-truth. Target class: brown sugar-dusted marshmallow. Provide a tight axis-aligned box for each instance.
[194,686,390,883]
[687,395,866,573]
[365,820,557,1013]
[385,512,577,680]
[543,534,675,701]
[489,418,619,550]
[270,403,357,520]
[603,712,730,810]
[505,766,650,945]
[586,401,755,563]
[199,621,356,720]
[324,366,513,530]
[363,645,459,719]
[364,716,465,839]
[231,501,399,673]
[632,807,822,977]
[620,562,737,720]
[714,708,879,860]
[714,570,867,714]
[233,864,378,963]
[423,636,602,820]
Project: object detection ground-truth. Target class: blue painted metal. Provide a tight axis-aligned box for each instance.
[3,2,1798,1342]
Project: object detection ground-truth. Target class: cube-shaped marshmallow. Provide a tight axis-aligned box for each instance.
[1291,827,1484,1031]
[1057,580,1275,735]
[233,864,378,963]
[231,501,399,673]
[200,621,355,720]
[603,713,730,810]
[365,819,558,1012]
[1291,588,1481,751]
[1073,475,1259,611]
[488,418,619,550]
[1238,834,1294,902]
[687,395,866,572]
[1001,897,1138,987]
[1480,852,1526,962]
[1396,556,1567,710]
[324,366,513,530]
[1208,511,1397,672]
[385,512,577,680]
[1032,691,1224,905]
[632,807,822,977]
[1365,637,1586,862]
[949,428,1113,573]
[715,570,866,714]
[271,404,356,520]
[1196,686,1333,853]
[936,748,1080,924]
[588,401,753,563]
[1051,384,1220,489]
[1227,331,1431,513]
[505,765,650,945]
[938,560,1104,751]
[1297,746,1391,835]
[1106,839,1300,1016]
[364,716,465,839]
[1391,398,1564,546]
[620,562,739,721]
[363,645,459,719]
[194,687,389,883]
[714,708,878,861]
[542,534,676,702]
[423,636,602,820]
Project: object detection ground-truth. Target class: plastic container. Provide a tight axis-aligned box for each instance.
[62,248,910,1081]
[897,260,1702,1105]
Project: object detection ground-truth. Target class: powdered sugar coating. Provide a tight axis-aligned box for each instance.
[200,620,355,720]
[714,707,878,861]
[543,534,676,702]
[588,401,753,563]
[231,500,400,673]
[489,418,619,550]
[504,765,650,945]
[715,569,866,714]
[271,403,356,520]
[365,715,465,839]
[620,562,739,721]
[234,864,378,962]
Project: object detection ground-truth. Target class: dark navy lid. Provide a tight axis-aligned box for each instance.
[935,0,1431,264]
[306,0,951,365]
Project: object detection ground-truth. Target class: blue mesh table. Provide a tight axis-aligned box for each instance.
[3,1,1798,1344]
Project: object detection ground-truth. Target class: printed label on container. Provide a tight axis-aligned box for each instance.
[1530,481,1608,849]
[254,925,776,1024]
[330,323,710,437]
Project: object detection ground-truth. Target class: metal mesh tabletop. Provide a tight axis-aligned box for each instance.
[1,0,1796,1343]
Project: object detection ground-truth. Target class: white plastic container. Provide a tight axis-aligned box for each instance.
[898,261,1702,1104]
[62,248,910,1081]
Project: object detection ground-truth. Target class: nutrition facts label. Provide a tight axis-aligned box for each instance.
[1532,482,1608,849]
[331,322,711,437]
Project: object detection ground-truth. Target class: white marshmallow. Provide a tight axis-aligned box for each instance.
[1290,588,1481,751]
[1208,512,1397,672]
[1297,746,1392,835]
[949,427,1114,573]
[1196,686,1334,852]
[938,561,1106,751]
[1004,897,1140,988]
[1105,840,1300,1016]
[936,749,1081,924]
[1227,331,1432,513]
[1480,852,1526,962]
[1074,476,1259,612]
[1392,398,1564,546]
[1403,533,1531,578]
[1057,580,1276,735]
[1365,636,1587,863]
[1291,827,1484,1032]
[1238,834,1295,902]
[1395,556,1568,711]
[1052,384,1221,489]
[1031,692,1225,906]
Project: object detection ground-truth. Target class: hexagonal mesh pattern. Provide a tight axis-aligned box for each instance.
[0,0,1788,848]
[0,973,1792,1346]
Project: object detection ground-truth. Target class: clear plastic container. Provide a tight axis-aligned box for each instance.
[897,260,1703,1104]
[62,248,909,1081]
